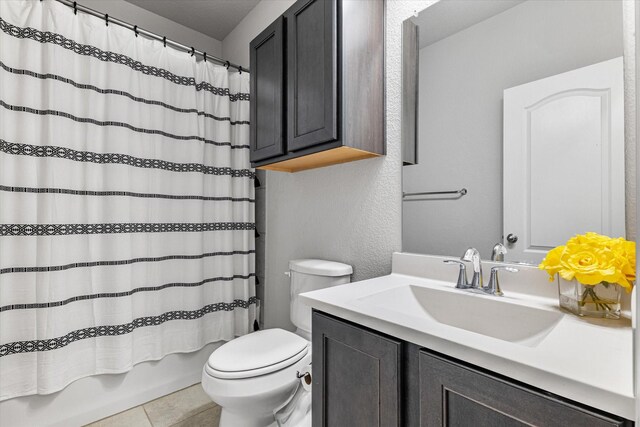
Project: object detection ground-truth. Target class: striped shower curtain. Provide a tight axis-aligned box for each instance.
[0,0,255,400]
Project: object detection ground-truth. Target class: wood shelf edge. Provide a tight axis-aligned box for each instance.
[256,146,382,173]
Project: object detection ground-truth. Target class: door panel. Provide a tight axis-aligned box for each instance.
[250,16,285,162]
[419,351,628,427]
[503,57,624,263]
[294,0,325,136]
[286,0,338,151]
[312,311,401,427]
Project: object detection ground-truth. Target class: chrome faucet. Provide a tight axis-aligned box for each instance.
[444,248,518,297]
[491,243,507,262]
[461,247,483,288]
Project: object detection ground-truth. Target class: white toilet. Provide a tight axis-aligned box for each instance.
[202,259,352,427]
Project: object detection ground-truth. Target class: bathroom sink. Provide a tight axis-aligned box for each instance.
[354,284,562,347]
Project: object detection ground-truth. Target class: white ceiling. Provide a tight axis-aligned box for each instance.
[125,0,261,41]
[413,0,525,48]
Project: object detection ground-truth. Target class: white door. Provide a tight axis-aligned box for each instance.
[503,57,624,264]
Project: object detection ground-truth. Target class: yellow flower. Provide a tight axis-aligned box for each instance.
[539,232,635,291]
[539,245,564,281]
[559,248,617,284]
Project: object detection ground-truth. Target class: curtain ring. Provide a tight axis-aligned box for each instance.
[238,66,243,75]
[190,47,195,57]
[105,14,108,26]
[133,25,138,37]
[224,61,230,70]
[73,1,77,15]
[163,36,166,48]
[203,52,207,63]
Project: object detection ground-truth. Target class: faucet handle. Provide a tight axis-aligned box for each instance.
[443,260,469,289]
[485,265,519,296]
[491,243,507,261]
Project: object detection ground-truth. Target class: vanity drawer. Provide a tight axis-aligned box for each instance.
[418,351,630,427]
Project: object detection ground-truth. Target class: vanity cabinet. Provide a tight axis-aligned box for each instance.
[312,311,632,427]
[312,311,402,427]
[419,351,629,427]
[249,0,385,173]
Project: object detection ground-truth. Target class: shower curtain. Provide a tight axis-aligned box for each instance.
[0,0,255,400]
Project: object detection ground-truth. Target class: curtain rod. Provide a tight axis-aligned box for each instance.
[53,0,249,73]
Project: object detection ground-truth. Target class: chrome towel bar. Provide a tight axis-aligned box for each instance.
[402,188,467,198]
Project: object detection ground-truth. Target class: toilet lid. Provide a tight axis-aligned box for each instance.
[207,329,309,379]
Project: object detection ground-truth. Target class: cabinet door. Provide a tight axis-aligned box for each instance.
[286,0,338,152]
[250,16,285,163]
[419,351,629,427]
[312,311,401,427]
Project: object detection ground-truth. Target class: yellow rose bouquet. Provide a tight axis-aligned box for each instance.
[539,232,634,319]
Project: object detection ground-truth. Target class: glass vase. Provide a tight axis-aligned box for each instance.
[557,278,622,319]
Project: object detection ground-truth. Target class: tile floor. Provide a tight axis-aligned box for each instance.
[85,384,221,427]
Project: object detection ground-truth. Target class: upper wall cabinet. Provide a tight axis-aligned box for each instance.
[250,17,285,162]
[249,0,385,173]
[286,0,337,152]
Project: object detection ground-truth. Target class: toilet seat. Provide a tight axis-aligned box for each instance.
[205,346,309,379]
[205,328,309,380]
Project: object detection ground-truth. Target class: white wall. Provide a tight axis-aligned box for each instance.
[81,0,222,57]
[624,0,637,252]
[0,2,223,426]
[403,0,625,260]
[222,0,434,330]
[625,0,640,424]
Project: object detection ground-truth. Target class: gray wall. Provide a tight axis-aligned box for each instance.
[403,0,624,260]
[222,0,296,69]
[82,0,222,56]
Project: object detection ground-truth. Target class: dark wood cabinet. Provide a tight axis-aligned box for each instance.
[249,16,285,163]
[312,311,632,427]
[312,311,402,427]
[249,0,385,173]
[419,351,630,427]
[286,0,337,152]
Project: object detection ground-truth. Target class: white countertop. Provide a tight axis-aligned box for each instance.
[300,253,635,420]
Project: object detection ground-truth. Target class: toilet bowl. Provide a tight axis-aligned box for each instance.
[202,329,311,427]
[202,259,352,427]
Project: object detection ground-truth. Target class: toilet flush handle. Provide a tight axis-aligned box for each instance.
[284,271,291,277]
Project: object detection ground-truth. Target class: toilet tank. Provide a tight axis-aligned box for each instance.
[289,259,352,336]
